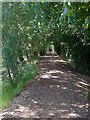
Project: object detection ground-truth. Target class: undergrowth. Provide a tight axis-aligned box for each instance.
[0,60,38,111]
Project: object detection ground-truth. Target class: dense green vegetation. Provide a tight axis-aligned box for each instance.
[1,2,90,110]
[2,62,37,111]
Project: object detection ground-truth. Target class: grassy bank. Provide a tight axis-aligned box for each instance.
[0,60,38,111]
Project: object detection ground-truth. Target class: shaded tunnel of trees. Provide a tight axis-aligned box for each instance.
[2,2,90,106]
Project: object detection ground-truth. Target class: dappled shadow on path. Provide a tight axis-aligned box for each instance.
[1,53,90,119]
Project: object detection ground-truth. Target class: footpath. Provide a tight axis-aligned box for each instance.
[1,53,90,119]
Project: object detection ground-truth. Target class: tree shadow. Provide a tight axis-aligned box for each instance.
[1,54,90,119]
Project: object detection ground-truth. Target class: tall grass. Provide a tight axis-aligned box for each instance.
[1,61,37,111]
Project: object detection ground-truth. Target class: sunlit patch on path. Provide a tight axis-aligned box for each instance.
[0,53,90,119]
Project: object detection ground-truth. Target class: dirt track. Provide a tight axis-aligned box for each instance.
[1,53,90,119]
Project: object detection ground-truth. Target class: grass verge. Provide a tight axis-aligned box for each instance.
[0,61,38,111]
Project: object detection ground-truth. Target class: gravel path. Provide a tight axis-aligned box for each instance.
[1,53,90,119]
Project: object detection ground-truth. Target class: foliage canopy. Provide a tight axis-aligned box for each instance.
[2,2,90,86]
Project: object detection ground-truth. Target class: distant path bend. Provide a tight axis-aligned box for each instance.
[1,53,90,119]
